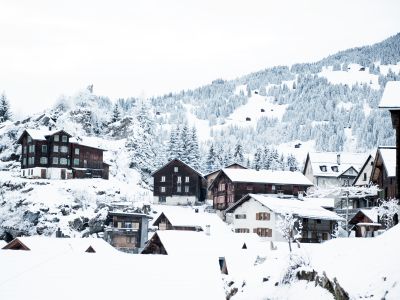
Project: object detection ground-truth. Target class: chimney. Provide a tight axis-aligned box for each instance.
[337,154,341,165]
[48,125,52,131]
[205,225,210,236]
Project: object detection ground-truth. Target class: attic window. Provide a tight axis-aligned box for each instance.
[174,167,178,172]
[320,165,327,172]
[331,166,338,172]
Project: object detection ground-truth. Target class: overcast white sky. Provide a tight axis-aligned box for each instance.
[1,0,399,118]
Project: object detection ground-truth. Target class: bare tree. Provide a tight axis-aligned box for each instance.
[276,212,303,252]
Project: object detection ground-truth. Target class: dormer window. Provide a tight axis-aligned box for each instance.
[331,166,338,172]
[320,165,327,172]
[174,167,178,172]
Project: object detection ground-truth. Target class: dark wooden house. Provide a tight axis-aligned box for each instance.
[103,211,152,253]
[379,81,400,198]
[370,147,397,199]
[152,159,207,205]
[209,168,313,210]
[349,209,382,237]
[17,129,109,180]
[204,163,247,200]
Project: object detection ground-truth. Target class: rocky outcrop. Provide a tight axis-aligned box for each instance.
[296,270,349,300]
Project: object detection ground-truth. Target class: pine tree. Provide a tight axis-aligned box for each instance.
[111,103,121,123]
[253,148,262,171]
[233,143,244,164]
[206,144,217,173]
[167,126,179,161]
[186,126,201,169]
[0,93,11,122]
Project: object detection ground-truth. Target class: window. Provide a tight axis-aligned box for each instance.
[53,145,59,152]
[253,228,272,237]
[29,145,35,153]
[235,214,246,219]
[160,186,166,193]
[53,157,59,165]
[256,212,270,220]
[60,158,68,165]
[271,185,276,191]
[62,135,68,142]
[22,170,25,176]
[235,228,250,233]
[316,219,321,224]
[184,185,189,193]
[161,176,166,182]
[60,146,68,153]
[22,158,26,166]
[23,146,27,154]
[54,135,59,142]
[185,176,190,183]
[27,136,32,143]
[177,185,181,193]
[40,157,48,165]
[320,165,327,172]
[41,145,47,153]
[246,185,253,191]
[174,167,178,172]
[177,176,182,183]
[74,158,79,166]
[331,166,338,172]
[363,173,367,181]
[75,148,80,155]
[83,160,87,167]
[218,183,226,191]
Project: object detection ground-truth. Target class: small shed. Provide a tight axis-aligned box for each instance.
[245,117,251,121]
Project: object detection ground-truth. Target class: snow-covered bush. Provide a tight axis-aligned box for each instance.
[378,198,399,229]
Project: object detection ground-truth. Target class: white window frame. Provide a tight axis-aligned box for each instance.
[54,135,59,142]
[74,158,79,166]
[62,135,68,142]
[60,146,68,153]
[60,158,68,165]
[177,185,181,193]
[174,167,178,172]
[185,176,190,183]
[160,186,166,193]
[184,185,189,193]
[75,148,80,155]
[53,157,59,165]
[177,176,182,183]
[53,145,59,152]
[40,157,48,165]
[161,176,166,182]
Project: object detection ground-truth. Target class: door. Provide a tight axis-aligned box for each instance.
[41,169,46,179]
[61,169,66,180]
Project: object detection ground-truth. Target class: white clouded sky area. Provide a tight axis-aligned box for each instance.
[1,0,399,117]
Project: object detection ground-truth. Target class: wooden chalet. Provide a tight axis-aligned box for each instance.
[209,168,313,210]
[370,147,397,199]
[17,129,109,180]
[204,162,247,200]
[379,81,400,198]
[103,211,152,253]
[152,159,207,205]
[349,209,382,237]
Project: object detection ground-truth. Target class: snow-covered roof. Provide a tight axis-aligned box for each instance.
[307,152,367,178]
[360,208,379,223]
[302,197,335,208]
[379,81,400,109]
[151,158,204,177]
[2,237,116,254]
[379,147,396,177]
[221,169,313,186]
[227,194,344,221]
[0,240,6,248]
[0,248,225,300]
[25,129,53,141]
[152,206,232,235]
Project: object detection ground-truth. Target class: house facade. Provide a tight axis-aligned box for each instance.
[152,159,207,205]
[303,152,368,188]
[209,168,313,210]
[17,129,109,180]
[353,155,374,186]
[225,194,344,242]
[370,147,397,199]
[103,211,152,253]
[348,209,382,237]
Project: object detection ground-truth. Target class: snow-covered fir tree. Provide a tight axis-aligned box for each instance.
[0,93,11,122]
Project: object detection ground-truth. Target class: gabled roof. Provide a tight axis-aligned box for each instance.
[151,158,204,177]
[353,154,374,185]
[210,168,312,189]
[226,194,344,221]
[204,162,247,178]
[371,147,396,181]
[108,211,153,219]
[17,129,72,144]
[349,208,379,225]
[304,152,368,178]
[379,81,400,109]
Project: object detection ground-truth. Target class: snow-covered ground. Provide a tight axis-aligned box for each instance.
[318,64,380,89]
